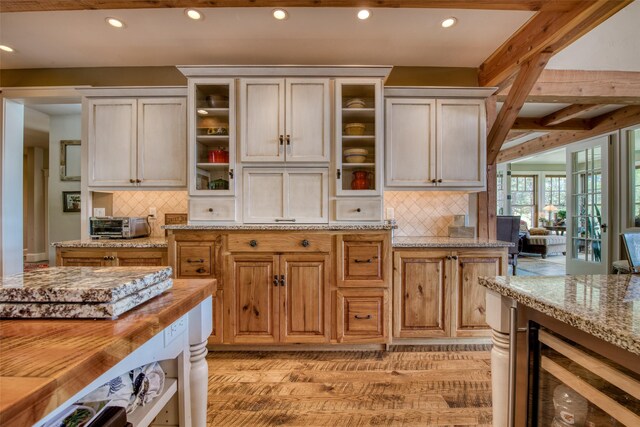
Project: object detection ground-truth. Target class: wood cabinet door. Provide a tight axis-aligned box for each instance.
[279,254,330,343]
[137,97,187,187]
[436,99,486,188]
[336,289,388,343]
[240,78,285,163]
[285,78,330,162]
[385,98,436,187]
[228,255,279,343]
[393,251,448,338]
[57,249,114,267]
[176,241,214,278]
[115,249,168,267]
[88,98,137,187]
[452,250,504,337]
[284,168,329,223]
[243,168,285,223]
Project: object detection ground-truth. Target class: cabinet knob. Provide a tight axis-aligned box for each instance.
[249,240,258,247]
[437,179,443,183]
[136,179,142,184]
[431,179,437,184]
[301,239,310,247]
[103,256,109,260]
[354,314,372,320]
[356,208,361,213]
[452,255,458,260]
[208,208,214,213]
[129,179,135,184]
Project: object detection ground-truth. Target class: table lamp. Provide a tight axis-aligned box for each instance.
[543,204,558,222]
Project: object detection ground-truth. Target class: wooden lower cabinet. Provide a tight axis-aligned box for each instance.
[393,248,507,339]
[226,253,330,344]
[337,288,389,343]
[175,241,215,278]
[56,247,168,267]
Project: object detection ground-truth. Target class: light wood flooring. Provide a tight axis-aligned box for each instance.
[206,344,493,426]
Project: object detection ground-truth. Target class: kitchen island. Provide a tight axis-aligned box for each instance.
[0,268,215,427]
[480,274,640,426]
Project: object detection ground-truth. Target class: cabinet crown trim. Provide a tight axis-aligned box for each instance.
[384,86,497,98]
[178,65,393,78]
[79,86,187,97]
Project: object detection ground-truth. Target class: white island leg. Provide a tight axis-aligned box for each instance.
[188,296,213,427]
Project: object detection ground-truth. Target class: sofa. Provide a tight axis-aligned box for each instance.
[520,221,566,258]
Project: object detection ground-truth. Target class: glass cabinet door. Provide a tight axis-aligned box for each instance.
[335,79,382,196]
[189,78,236,196]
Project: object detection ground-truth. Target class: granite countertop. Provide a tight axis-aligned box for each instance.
[164,224,394,231]
[479,275,640,355]
[52,237,168,248]
[0,278,215,425]
[393,236,514,248]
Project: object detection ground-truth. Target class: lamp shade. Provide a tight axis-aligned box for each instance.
[543,204,558,212]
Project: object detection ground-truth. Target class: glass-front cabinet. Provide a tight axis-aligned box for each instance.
[188,78,236,196]
[335,78,382,196]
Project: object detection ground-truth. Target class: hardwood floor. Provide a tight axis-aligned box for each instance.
[207,345,493,426]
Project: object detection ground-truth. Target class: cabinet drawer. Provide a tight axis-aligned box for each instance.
[177,243,214,277]
[334,199,382,222]
[227,233,331,253]
[337,289,388,343]
[189,198,235,222]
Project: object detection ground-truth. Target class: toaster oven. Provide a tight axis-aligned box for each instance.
[89,217,150,239]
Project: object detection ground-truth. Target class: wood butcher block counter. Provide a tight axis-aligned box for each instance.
[0,276,215,426]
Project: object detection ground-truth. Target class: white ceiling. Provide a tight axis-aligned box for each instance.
[0,7,534,69]
[27,104,82,116]
[513,148,567,165]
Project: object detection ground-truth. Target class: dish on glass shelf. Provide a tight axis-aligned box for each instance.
[345,98,366,109]
[344,123,366,136]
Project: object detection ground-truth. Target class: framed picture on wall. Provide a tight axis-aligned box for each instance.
[62,191,81,212]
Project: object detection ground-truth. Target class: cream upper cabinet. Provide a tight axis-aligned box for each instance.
[88,97,186,188]
[385,98,436,187]
[240,78,330,163]
[436,99,486,188]
[384,88,489,191]
[243,168,328,224]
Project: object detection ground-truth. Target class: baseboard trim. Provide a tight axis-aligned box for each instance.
[25,252,48,262]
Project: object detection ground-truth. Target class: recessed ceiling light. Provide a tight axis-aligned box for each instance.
[357,9,371,20]
[0,45,15,53]
[441,17,457,28]
[106,17,125,28]
[272,9,288,20]
[197,109,208,115]
[185,9,203,20]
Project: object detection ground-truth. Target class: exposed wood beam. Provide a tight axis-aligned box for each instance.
[506,130,537,143]
[0,0,568,13]
[512,117,592,131]
[497,106,640,163]
[498,70,640,104]
[540,104,602,126]
[479,1,632,88]
[478,95,498,240]
[486,51,551,165]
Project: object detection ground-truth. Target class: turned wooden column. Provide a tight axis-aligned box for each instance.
[189,296,213,427]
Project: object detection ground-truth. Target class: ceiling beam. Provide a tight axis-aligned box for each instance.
[497,105,640,163]
[0,0,566,13]
[512,117,592,131]
[540,104,602,126]
[486,51,551,165]
[506,130,535,142]
[478,1,632,88]
[498,70,640,104]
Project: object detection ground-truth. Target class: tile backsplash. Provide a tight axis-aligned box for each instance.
[112,191,188,236]
[384,191,469,237]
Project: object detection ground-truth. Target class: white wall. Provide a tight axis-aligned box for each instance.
[48,114,81,264]
[24,147,48,261]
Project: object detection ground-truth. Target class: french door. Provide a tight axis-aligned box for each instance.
[566,136,609,274]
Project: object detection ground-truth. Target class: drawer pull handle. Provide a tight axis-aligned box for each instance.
[280,275,286,286]
[355,314,372,320]
[301,239,310,247]
[196,267,206,273]
[273,275,279,287]
[279,135,284,145]
[354,259,372,263]
[275,218,296,222]
[187,258,204,263]
[249,240,258,247]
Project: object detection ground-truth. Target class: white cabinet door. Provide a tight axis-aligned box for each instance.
[385,98,436,187]
[285,79,330,162]
[88,98,137,187]
[137,98,187,187]
[240,79,285,163]
[285,169,328,223]
[243,169,285,223]
[436,99,486,188]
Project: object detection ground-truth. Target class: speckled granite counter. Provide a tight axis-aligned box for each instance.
[393,236,513,248]
[479,274,640,355]
[0,267,173,318]
[164,224,394,231]
[52,237,168,248]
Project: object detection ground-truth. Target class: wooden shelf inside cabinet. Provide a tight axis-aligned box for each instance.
[341,108,375,121]
[342,163,375,168]
[196,136,230,146]
[197,108,229,117]
[196,162,230,171]
[127,377,177,427]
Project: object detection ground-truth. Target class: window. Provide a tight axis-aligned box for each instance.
[629,129,640,227]
[497,171,504,215]
[511,175,537,228]
[544,175,566,220]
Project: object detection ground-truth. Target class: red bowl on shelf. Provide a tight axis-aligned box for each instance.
[208,149,229,163]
